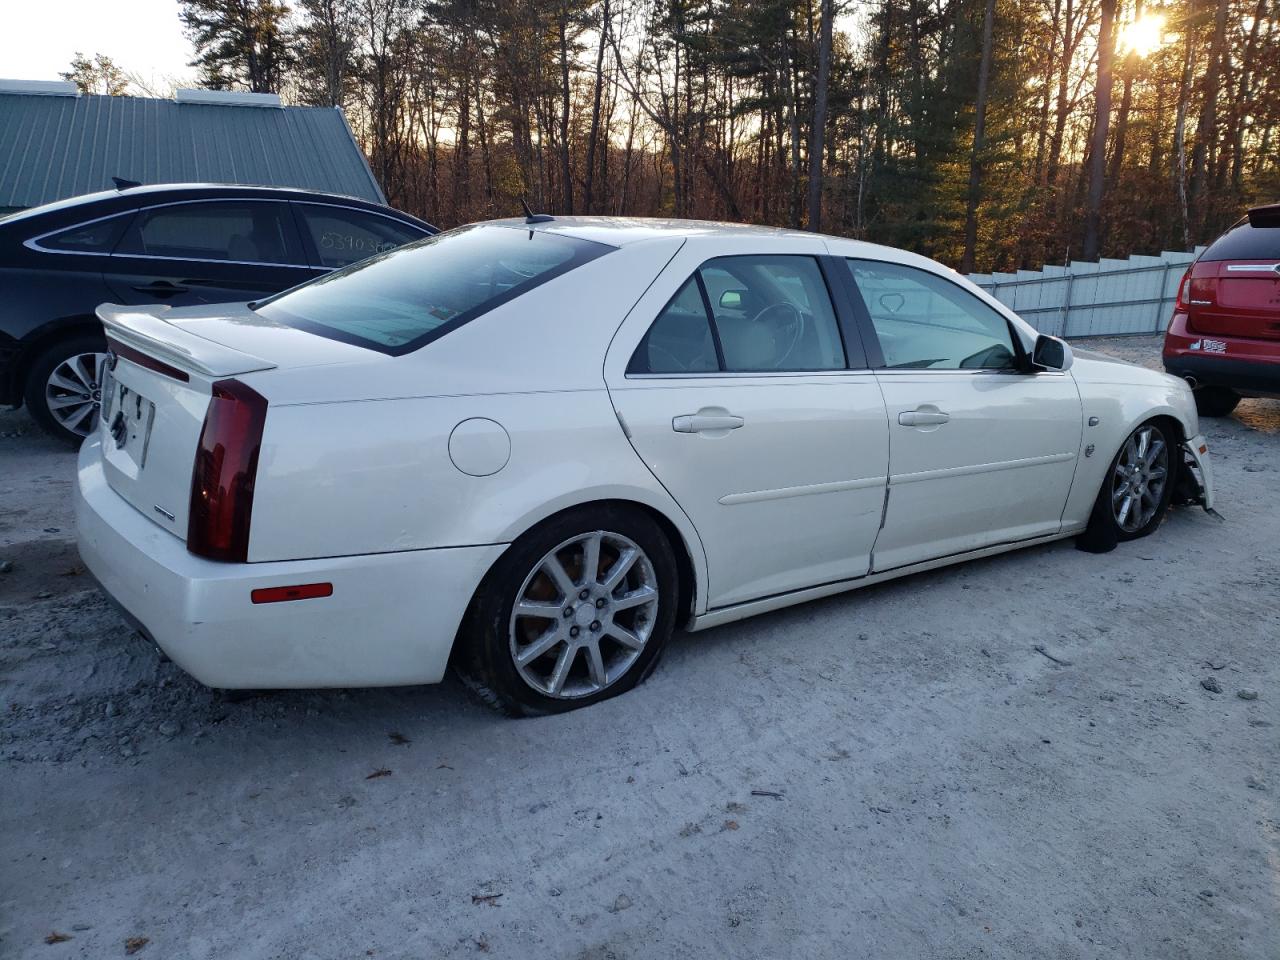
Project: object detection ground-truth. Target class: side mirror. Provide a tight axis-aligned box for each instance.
[1032,334,1073,372]
[718,289,746,309]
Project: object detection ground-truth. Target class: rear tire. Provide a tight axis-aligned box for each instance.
[455,504,679,716]
[23,333,109,445]
[1193,386,1240,418]
[1077,419,1176,553]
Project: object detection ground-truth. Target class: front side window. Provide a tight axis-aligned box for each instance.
[116,201,302,265]
[295,204,427,269]
[255,224,613,354]
[629,255,846,374]
[845,260,1019,370]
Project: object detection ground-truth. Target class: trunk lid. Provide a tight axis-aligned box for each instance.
[1185,260,1280,341]
[93,302,374,541]
[1186,213,1280,341]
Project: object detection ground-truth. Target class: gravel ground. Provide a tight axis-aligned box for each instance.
[2,335,1278,959]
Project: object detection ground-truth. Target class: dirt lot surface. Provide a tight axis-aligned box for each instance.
[2,335,1278,959]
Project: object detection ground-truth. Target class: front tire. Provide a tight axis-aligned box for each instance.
[23,333,109,445]
[1193,386,1240,418]
[455,504,679,716]
[1076,420,1175,553]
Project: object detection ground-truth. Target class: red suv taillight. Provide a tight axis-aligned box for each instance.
[1174,268,1192,312]
[188,379,268,562]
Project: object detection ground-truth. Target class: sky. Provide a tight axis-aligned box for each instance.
[1,0,195,89]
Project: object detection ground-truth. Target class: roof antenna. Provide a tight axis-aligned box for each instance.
[520,196,554,224]
[112,176,141,191]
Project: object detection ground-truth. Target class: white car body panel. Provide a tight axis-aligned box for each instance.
[74,218,1212,689]
[77,437,504,687]
[870,369,1082,571]
[604,234,888,607]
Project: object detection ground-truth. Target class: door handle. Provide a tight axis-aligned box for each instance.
[131,281,189,297]
[898,409,950,426]
[672,413,745,433]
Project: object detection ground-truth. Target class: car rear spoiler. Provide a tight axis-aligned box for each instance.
[96,303,277,379]
[1246,203,1280,228]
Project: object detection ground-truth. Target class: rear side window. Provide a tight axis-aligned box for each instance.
[628,255,846,374]
[295,203,427,269]
[39,214,132,253]
[629,277,719,373]
[1200,221,1280,261]
[255,224,613,354]
[116,201,302,265]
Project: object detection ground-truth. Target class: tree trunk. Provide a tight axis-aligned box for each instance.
[558,8,574,213]
[1044,0,1074,190]
[583,0,610,214]
[1107,0,1138,189]
[1082,0,1116,260]
[1189,0,1229,231]
[806,0,833,231]
[962,0,997,272]
[1172,0,1197,250]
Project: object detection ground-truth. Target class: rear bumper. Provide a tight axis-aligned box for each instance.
[75,437,506,688]
[1163,312,1280,395]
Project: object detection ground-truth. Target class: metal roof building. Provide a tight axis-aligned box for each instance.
[0,80,384,214]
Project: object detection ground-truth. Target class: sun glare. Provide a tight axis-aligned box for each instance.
[1118,13,1167,57]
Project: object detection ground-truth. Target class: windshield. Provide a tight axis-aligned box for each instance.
[255,223,614,354]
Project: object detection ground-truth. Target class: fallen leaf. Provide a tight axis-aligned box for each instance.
[44,931,72,944]
[388,732,411,746]
[366,768,392,780]
[471,893,503,906]
[723,820,739,831]
[125,936,150,955]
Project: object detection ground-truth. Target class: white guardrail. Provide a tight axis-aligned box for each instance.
[968,247,1207,339]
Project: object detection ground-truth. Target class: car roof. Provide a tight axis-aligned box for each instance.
[481,215,912,260]
[2,183,432,230]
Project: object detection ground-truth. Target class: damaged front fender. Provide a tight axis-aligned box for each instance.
[1176,434,1218,515]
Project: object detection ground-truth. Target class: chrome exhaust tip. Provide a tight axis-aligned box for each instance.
[1183,375,1198,389]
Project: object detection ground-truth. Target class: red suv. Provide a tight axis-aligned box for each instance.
[1163,203,1280,416]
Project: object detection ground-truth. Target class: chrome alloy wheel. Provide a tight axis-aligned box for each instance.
[45,351,110,437]
[509,530,659,699]
[1110,424,1169,533]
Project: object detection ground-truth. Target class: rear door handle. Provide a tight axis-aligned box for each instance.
[672,413,745,433]
[131,281,189,297]
[898,409,950,426]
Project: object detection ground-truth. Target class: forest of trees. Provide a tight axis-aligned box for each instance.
[80,0,1280,271]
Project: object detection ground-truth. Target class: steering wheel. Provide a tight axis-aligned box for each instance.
[751,301,806,367]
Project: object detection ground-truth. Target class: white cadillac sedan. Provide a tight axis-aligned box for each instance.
[75,217,1214,714]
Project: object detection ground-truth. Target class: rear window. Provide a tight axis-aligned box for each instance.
[255,224,613,354]
[1201,220,1280,261]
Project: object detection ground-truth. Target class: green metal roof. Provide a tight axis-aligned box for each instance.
[0,91,384,210]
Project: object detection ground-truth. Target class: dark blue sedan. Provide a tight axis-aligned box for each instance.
[0,183,436,442]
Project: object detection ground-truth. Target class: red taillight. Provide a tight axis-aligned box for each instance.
[1174,269,1192,312]
[1178,262,1221,332]
[188,379,267,563]
[251,583,332,604]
